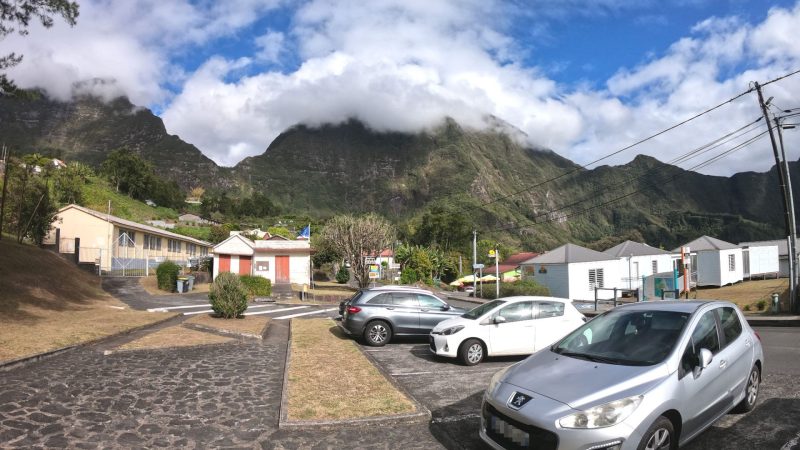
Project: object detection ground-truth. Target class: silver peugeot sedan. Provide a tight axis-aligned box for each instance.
[481,300,763,450]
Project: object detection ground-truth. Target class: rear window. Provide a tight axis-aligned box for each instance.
[391,292,419,307]
[366,293,393,305]
[536,302,564,319]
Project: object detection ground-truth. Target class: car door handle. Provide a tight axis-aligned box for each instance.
[745,339,752,348]
[719,360,727,369]
[420,309,430,312]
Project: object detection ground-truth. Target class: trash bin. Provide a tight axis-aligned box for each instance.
[176,277,188,293]
[186,275,195,291]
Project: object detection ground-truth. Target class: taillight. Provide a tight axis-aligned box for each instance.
[347,306,362,314]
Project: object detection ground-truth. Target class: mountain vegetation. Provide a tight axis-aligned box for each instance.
[0,92,795,254]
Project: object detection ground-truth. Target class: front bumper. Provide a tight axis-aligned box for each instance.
[481,388,644,450]
[428,333,462,358]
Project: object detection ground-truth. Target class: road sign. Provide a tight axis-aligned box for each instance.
[473,263,485,269]
[488,249,496,258]
[368,264,380,279]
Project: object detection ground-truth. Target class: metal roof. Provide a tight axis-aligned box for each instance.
[673,235,739,252]
[604,240,673,257]
[523,243,616,264]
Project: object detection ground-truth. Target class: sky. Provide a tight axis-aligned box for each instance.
[3,0,800,175]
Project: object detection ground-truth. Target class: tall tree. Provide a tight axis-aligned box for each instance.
[319,214,395,288]
[1,0,80,94]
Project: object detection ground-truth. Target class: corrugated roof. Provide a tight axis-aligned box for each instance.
[523,243,616,264]
[740,239,789,256]
[60,204,212,247]
[604,240,672,257]
[674,235,739,252]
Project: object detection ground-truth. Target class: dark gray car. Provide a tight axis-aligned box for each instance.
[338,286,466,346]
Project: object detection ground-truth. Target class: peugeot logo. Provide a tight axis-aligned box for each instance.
[507,392,532,410]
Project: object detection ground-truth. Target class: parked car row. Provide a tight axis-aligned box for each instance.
[338,286,764,450]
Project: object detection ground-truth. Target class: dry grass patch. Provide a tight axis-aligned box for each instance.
[139,275,210,295]
[0,240,174,362]
[694,278,789,311]
[185,314,270,337]
[117,325,233,351]
[286,318,415,421]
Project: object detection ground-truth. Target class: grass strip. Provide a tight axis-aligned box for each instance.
[117,325,233,351]
[286,318,415,421]
[185,314,270,337]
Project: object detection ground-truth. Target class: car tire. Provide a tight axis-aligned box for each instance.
[459,339,485,366]
[637,416,676,450]
[732,365,760,413]
[363,320,392,347]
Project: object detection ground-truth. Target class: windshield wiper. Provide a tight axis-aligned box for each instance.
[556,351,624,365]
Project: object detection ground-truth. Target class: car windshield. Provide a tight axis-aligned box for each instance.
[461,299,506,320]
[552,309,690,366]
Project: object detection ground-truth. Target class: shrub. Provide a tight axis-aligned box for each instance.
[240,275,272,298]
[399,267,419,285]
[209,272,249,318]
[743,304,752,312]
[336,265,350,284]
[156,260,181,292]
[482,279,551,299]
[755,299,767,311]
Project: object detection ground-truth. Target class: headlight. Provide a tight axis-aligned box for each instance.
[441,325,465,335]
[558,395,643,429]
[487,364,514,395]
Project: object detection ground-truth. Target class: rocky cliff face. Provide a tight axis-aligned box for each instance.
[0,93,229,190]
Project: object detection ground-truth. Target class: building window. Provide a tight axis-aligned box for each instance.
[118,229,135,247]
[143,234,161,250]
[187,244,197,256]
[652,260,658,274]
[168,239,181,253]
[728,254,735,272]
[257,262,269,271]
[200,247,208,256]
[589,268,604,290]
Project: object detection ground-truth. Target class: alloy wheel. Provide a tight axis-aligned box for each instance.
[746,368,759,406]
[645,428,671,450]
[467,343,483,364]
[369,325,387,343]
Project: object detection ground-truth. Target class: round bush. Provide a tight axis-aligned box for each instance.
[335,265,350,284]
[156,260,181,292]
[209,272,249,318]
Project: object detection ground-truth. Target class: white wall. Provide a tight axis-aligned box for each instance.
[289,254,311,285]
[718,248,743,286]
[619,254,677,289]
[567,260,624,301]
[253,255,276,284]
[744,246,779,277]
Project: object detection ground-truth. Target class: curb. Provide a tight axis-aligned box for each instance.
[0,313,179,372]
[277,320,431,430]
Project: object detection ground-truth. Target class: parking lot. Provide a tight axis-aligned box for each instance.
[362,326,800,449]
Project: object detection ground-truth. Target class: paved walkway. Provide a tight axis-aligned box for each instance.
[0,320,445,448]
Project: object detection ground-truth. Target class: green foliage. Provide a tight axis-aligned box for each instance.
[320,213,395,288]
[240,275,272,298]
[267,226,292,239]
[1,156,58,244]
[399,267,419,285]
[200,190,280,220]
[81,174,179,222]
[335,265,350,284]
[755,300,767,311]
[172,225,212,241]
[501,280,550,297]
[411,205,473,253]
[100,149,184,209]
[209,272,249,318]
[52,162,93,204]
[209,224,236,243]
[156,260,181,292]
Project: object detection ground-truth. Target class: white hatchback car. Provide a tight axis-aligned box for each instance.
[429,296,586,365]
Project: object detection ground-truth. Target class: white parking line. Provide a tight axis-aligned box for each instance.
[182,309,214,315]
[243,306,309,316]
[274,308,338,320]
[147,304,209,312]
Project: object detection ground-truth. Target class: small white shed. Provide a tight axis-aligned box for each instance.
[603,240,677,290]
[520,243,623,301]
[675,236,743,287]
[740,240,790,278]
[213,235,311,285]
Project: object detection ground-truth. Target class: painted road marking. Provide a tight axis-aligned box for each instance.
[147,304,209,312]
[274,308,338,320]
[243,306,309,316]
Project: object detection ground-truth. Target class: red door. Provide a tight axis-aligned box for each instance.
[276,256,290,283]
[219,255,231,273]
[239,256,252,275]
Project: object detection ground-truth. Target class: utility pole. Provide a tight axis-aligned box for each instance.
[776,117,799,314]
[0,146,9,241]
[495,245,500,299]
[755,82,796,313]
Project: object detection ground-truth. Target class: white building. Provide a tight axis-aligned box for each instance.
[213,234,311,285]
[520,243,623,301]
[675,236,743,287]
[603,240,677,289]
[739,240,788,278]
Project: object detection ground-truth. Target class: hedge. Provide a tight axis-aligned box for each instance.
[156,260,181,292]
[240,275,272,298]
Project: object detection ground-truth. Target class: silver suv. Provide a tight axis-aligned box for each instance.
[338,286,466,346]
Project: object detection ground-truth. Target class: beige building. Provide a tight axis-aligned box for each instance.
[50,204,213,275]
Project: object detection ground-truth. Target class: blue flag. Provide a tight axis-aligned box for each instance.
[297,225,310,239]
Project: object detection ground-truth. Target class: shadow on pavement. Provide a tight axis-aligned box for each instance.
[429,391,486,450]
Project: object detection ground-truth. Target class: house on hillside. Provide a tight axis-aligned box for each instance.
[738,240,783,278]
[603,241,677,290]
[50,204,212,275]
[674,236,743,287]
[178,213,219,225]
[213,234,311,285]
[520,243,622,300]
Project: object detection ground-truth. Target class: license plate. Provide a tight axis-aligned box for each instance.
[490,414,530,447]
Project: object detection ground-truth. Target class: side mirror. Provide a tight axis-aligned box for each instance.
[494,316,507,324]
[441,304,451,311]
[699,348,713,369]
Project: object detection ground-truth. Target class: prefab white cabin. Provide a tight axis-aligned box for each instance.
[603,240,677,290]
[740,240,789,277]
[520,243,623,301]
[675,236,743,287]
